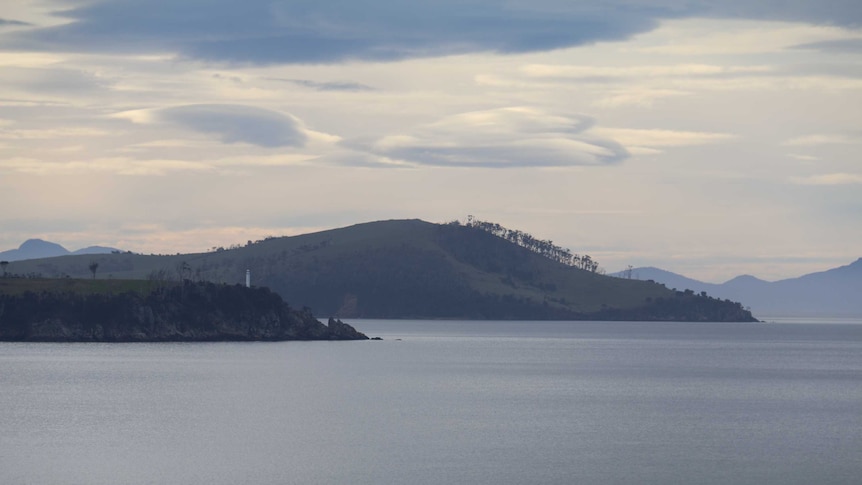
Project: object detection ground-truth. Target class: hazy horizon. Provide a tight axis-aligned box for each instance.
[1,1,860,282]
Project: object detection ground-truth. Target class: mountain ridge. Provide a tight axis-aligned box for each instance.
[612,259,862,317]
[0,239,120,262]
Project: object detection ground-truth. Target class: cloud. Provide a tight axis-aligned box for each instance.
[117,104,311,148]
[0,18,31,27]
[0,126,112,140]
[782,134,860,146]
[592,88,691,108]
[682,1,862,27]
[2,0,861,68]
[790,173,862,185]
[0,52,65,68]
[522,63,773,80]
[266,78,374,92]
[0,1,663,63]
[5,0,862,64]
[787,154,820,161]
[0,150,320,176]
[4,1,860,65]
[792,38,862,53]
[160,105,308,147]
[513,29,862,93]
[629,18,862,56]
[0,67,113,95]
[359,107,628,168]
[591,128,737,147]
[0,157,212,176]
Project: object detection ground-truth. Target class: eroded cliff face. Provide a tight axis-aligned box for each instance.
[0,281,368,342]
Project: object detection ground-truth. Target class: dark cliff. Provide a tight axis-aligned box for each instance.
[0,280,368,342]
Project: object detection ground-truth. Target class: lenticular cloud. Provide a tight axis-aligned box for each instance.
[365,107,629,168]
[159,104,308,148]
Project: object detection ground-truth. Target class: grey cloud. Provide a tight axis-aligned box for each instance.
[375,142,629,168]
[267,78,374,92]
[159,104,307,148]
[792,38,862,53]
[211,73,244,83]
[0,18,31,27]
[3,1,861,64]
[695,0,862,27]
[3,0,662,63]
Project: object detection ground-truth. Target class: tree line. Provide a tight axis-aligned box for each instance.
[456,216,602,273]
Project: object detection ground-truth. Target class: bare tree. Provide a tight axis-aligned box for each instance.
[88,261,99,279]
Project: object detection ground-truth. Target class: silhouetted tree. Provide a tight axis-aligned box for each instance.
[466,216,602,272]
[0,260,8,277]
[88,261,99,279]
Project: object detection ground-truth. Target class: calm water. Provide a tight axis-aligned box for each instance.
[2,320,861,485]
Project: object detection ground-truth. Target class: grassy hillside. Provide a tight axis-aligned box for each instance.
[0,277,164,296]
[3,219,755,321]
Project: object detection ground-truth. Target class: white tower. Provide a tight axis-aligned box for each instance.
[246,269,251,288]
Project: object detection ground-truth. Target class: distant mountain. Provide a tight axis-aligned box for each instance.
[73,246,119,256]
[622,267,714,295]
[0,239,119,262]
[0,239,69,261]
[613,259,862,317]
[4,220,755,322]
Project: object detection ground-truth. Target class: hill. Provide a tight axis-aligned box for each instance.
[613,259,862,317]
[0,278,367,342]
[4,219,756,321]
[0,239,119,262]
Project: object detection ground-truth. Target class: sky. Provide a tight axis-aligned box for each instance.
[1,0,860,282]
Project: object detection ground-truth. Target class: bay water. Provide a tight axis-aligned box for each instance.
[2,320,861,484]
